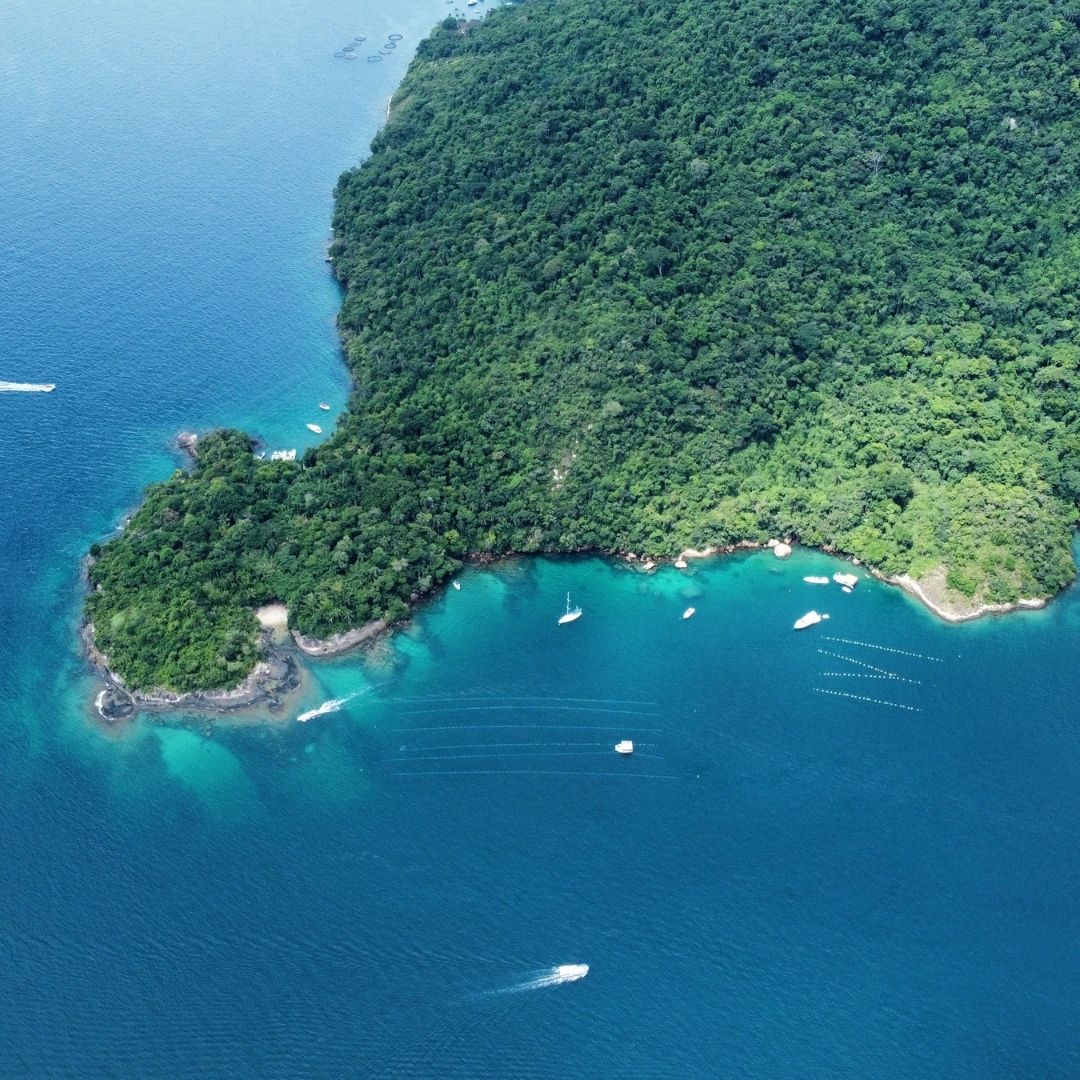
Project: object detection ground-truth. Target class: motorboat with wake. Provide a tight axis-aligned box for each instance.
[556,964,589,981]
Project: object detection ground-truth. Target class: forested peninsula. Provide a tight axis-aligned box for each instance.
[87,0,1080,693]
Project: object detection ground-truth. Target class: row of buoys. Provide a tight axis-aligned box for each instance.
[814,688,922,712]
[822,636,943,662]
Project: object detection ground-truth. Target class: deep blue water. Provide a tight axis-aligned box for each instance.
[1,2,1079,1076]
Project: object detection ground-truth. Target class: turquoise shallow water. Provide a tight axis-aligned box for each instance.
[1,1,1079,1076]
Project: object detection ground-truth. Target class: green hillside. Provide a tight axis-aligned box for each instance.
[88,0,1080,691]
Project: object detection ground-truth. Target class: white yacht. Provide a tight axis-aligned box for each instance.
[614,739,634,754]
[803,575,830,584]
[306,423,323,434]
[833,572,858,589]
[682,606,696,619]
[557,964,589,981]
[318,402,330,411]
[558,592,582,624]
[793,610,829,630]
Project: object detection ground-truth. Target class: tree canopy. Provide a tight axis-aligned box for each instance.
[88,0,1080,691]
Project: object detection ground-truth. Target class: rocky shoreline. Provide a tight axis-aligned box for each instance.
[291,619,388,657]
[85,540,1053,727]
[84,622,303,727]
[883,569,1046,622]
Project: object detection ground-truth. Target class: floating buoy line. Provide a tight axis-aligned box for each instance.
[822,636,943,662]
[814,688,921,712]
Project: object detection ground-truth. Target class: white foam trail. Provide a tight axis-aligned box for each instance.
[397,705,659,716]
[395,768,678,779]
[0,381,55,392]
[390,724,663,733]
[296,691,361,723]
[495,965,589,994]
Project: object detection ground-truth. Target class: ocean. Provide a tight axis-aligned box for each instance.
[0,1,1077,1076]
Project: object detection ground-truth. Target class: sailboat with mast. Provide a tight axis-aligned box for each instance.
[557,592,582,624]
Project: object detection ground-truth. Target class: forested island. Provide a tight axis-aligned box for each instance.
[86,0,1080,694]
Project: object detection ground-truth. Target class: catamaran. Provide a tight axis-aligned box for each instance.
[558,592,582,624]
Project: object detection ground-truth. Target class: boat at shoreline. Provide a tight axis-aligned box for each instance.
[558,592,582,624]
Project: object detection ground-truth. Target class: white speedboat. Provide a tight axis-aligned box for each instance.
[306,423,323,434]
[833,572,858,588]
[318,402,330,410]
[803,575,830,584]
[557,964,589,981]
[558,592,582,624]
[452,581,461,591]
[794,610,829,630]
[614,739,634,754]
[682,606,696,619]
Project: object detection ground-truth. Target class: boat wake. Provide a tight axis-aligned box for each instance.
[296,691,362,723]
[493,964,589,994]
[0,381,55,392]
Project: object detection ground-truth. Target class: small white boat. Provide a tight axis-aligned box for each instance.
[558,592,582,624]
[842,585,852,593]
[803,575,830,585]
[833,572,858,589]
[557,964,589,981]
[794,610,829,630]
[306,423,323,434]
[0,381,55,392]
[614,740,634,755]
[318,402,330,411]
[682,606,696,619]
[452,581,461,591]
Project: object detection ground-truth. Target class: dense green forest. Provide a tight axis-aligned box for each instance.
[88,0,1080,691]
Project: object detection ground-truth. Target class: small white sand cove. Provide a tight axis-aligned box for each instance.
[255,604,288,630]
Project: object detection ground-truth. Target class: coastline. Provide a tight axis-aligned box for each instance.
[881,569,1046,623]
[83,537,1057,725]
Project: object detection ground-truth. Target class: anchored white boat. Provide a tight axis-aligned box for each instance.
[558,592,582,624]
[682,606,696,619]
[793,610,829,630]
[306,423,323,434]
[318,402,330,410]
[614,739,634,754]
[833,572,858,589]
[556,964,589,981]
[803,575,830,585]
